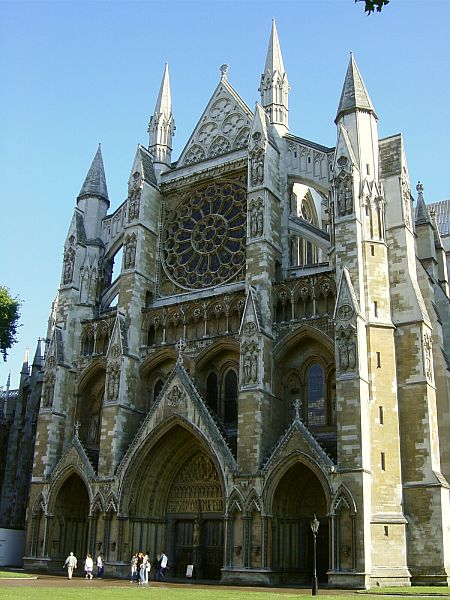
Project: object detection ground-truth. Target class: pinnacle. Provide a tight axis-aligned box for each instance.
[335,54,376,122]
[415,181,432,225]
[264,19,285,75]
[155,63,172,116]
[78,144,109,203]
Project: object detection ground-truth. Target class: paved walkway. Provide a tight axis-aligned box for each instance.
[0,573,360,595]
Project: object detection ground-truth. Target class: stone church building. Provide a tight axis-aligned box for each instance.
[23,23,450,588]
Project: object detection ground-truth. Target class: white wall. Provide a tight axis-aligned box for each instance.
[0,529,25,567]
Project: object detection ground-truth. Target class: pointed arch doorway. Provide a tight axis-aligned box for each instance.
[127,423,225,580]
[51,473,90,560]
[271,461,329,584]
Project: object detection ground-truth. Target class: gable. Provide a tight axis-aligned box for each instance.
[177,78,253,168]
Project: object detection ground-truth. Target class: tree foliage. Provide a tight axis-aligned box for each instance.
[356,0,390,14]
[0,286,21,362]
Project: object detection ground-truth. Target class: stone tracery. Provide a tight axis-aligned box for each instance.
[162,180,246,290]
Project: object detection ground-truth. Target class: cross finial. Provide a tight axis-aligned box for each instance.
[220,64,228,80]
[416,181,424,193]
[175,339,187,364]
[74,421,81,438]
[293,398,301,421]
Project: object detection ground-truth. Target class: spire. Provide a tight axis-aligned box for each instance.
[148,63,175,173]
[335,53,377,123]
[259,19,289,135]
[21,347,30,376]
[78,144,109,204]
[415,181,433,225]
[155,63,172,117]
[264,18,285,75]
[32,338,44,369]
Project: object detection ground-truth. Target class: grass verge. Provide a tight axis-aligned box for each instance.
[0,570,35,578]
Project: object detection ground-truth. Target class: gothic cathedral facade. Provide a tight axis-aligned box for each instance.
[24,23,450,588]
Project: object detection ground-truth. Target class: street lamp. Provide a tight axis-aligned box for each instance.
[310,514,320,596]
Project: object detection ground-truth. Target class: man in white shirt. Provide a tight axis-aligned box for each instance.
[157,551,168,581]
[64,552,77,580]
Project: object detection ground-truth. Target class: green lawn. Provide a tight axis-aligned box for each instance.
[0,570,35,578]
[0,588,338,600]
[1,577,450,600]
[359,588,450,596]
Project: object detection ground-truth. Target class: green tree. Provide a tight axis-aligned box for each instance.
[356,0,390,14]
[0,286,21,361]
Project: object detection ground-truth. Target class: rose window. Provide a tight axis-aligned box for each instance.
[162,180,246,289]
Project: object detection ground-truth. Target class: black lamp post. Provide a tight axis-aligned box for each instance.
[310,514,320,596]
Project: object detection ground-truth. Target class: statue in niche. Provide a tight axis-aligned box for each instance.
[63,245,75,284]
[193,518,201,547]
[107,362,120,401]
[250,200,264,238]
[338,330,357,372]
[42,372,55,408]
[243,342,258,385]
[424,332,433,381]
[124,233,137,269]
[337,177,353,217]
[128,171,141,221]
[250,148,264,186]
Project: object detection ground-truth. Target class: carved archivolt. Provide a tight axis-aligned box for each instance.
[167,453,223,513]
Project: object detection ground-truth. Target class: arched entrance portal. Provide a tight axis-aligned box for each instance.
[272,462,329,584]
[51,473,90,560]
[127,424,225,580]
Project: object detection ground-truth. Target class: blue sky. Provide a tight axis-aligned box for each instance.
[1,0,449,387]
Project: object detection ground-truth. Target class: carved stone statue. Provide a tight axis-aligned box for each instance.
[124,233,137,269]
[337,329,357,372]
[250,148,264,186]
[63,246,75,284]
[128,172,141,221]
[107,362,120,401]
[42,372,55,408]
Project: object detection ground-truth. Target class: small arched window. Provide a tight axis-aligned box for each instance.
[153,379,164,404]
[82,329,94,357]
[147,325,156,346]
[306,362,325,426]
[224,369,238,426]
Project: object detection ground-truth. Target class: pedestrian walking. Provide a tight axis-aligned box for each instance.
[96,552,104,578]
[64,551,77,580]
[84,553,93,579]
[156,550,168,581]
[130,552,138,583]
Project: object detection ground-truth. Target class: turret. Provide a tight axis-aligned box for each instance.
[76,144,109,239]
[148,63,175,175]
[335,53,379,182]
[259,19,289,136]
